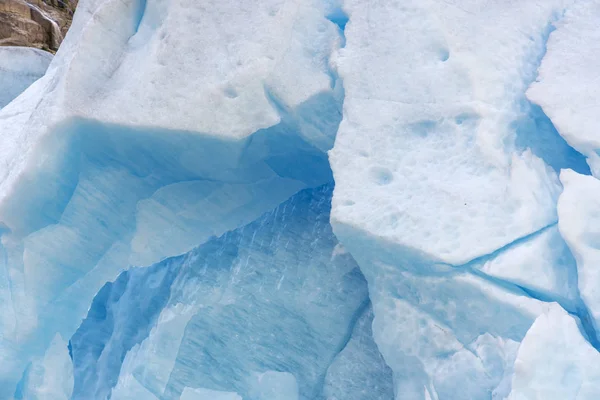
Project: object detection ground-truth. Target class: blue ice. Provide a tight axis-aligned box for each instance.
[69,185,393,399]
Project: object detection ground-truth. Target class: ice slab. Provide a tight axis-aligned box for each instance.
[507,305,600,400]
[330,0,572,266]
[180,388,242,400]
[0,47,52,109]
[527,0,600,177]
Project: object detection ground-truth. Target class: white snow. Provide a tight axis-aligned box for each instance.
[330,0,571,266]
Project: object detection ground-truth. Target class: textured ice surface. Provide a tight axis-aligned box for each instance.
[14,334,73,400]
[323,306,394,400]
[527,0,600,177]
[0,47,52,110]
[70,186,389,400]
[507,305,600,400]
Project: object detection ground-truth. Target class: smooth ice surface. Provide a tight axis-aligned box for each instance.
[69,186,388,400]
[557,169,600,340]
[507,305,600,400]
[0,47,52,110]
[527,0,600,177]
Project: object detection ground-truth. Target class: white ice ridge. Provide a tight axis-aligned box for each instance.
[527,0,600,177]
[0,0,347,396]
[0,47,52,109]
[507,305,600,400]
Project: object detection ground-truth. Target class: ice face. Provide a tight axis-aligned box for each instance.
[69,186,387,399]
[0,47,52,110]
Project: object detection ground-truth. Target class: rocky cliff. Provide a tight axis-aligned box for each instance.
[0,0,75,52]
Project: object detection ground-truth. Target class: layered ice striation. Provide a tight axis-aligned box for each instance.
[1,0,600,398]
[72,185,388,399]
[0,47,52,109]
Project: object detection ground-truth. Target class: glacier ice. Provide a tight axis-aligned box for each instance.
[0,47,52,110]
[557,169,600,342]
[526,0,600,177]
[1,0,600,398]
[14,334,73,400]
[0,0,347,395]
[329,0,600,398]
[69,186,381,399]
[507,305,600,400]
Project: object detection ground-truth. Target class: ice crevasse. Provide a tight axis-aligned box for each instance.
[1,0,600,399]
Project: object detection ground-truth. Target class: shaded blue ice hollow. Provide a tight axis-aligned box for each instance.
[514,101,590,175]
[69,184,394,400]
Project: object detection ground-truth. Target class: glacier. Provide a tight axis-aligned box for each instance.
[1,0,600,399]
